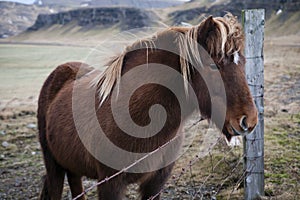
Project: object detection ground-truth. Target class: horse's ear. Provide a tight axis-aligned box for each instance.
[198,16,216,39]
[197,16,220,57]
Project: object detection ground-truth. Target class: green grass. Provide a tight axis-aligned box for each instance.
[0,44,97,101]
[264,113,300,197]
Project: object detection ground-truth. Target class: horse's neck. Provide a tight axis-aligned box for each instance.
[122,31,182,75]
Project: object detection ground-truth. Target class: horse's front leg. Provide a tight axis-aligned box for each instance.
[67,172,85,200]
[97,177,127,200]
[139,163,175,200]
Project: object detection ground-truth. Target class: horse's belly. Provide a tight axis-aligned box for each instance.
[47,136,97,178]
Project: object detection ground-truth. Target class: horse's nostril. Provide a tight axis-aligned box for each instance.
[240,116,248,132]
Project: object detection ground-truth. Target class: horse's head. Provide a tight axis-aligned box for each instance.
[190,14,258,141]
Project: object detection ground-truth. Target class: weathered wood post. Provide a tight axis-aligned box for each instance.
[242,9,265,199]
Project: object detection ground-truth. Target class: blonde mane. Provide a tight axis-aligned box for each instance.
[92,13,244,105]
[208,14,244,58]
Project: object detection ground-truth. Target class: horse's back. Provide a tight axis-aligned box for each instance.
[38,62,92,135]
[38,62,91,114]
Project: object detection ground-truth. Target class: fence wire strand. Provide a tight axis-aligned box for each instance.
[73,118,204,200]
[73,118,257,200]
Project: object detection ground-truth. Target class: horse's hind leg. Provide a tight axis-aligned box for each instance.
[139,164,174,200]
[39,175,49,199]
[67,172,85,200]
[39,151,65,200]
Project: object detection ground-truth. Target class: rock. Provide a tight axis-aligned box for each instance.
[1,141,18,151]
[281,74,291,81]
[14,181,22,187]
[27,123,37,129]
[2,141,9,148]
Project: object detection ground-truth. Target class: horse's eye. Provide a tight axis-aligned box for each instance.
[209,64,219,70]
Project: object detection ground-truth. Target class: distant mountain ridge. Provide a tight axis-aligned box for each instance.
[34,0,186,9]
[0,1,54,38]
[0,1,80,38]
[1,0,299,39]
[170,0,300,24]
[0,0,184,38]
[169,0,300,36]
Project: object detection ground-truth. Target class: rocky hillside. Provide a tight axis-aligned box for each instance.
[169,0,300,23]
[0,1,69,38]
[1,0,300,39]
[169,0,300,25]
[27,7,155,31]
[34,0,186,9]
[0,2,44,38]
[0,0,181,38]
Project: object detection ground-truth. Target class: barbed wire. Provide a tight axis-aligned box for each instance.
[148,140,257,200]
[148,137,224,200]
[73,118,205,200]
[73,133,181,199]
[73,117,259,200]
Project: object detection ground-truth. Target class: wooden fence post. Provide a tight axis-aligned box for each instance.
[242,9,265,199]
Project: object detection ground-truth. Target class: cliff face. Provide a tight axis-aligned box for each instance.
[27,7,154,31]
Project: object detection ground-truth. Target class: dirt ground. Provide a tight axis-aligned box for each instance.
[0,36,299,199]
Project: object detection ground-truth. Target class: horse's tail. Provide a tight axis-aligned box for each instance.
[37,62,92,199]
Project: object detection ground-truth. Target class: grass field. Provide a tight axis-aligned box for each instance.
[0,44,98,103]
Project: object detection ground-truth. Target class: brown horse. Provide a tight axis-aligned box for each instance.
[38,14,258,200]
